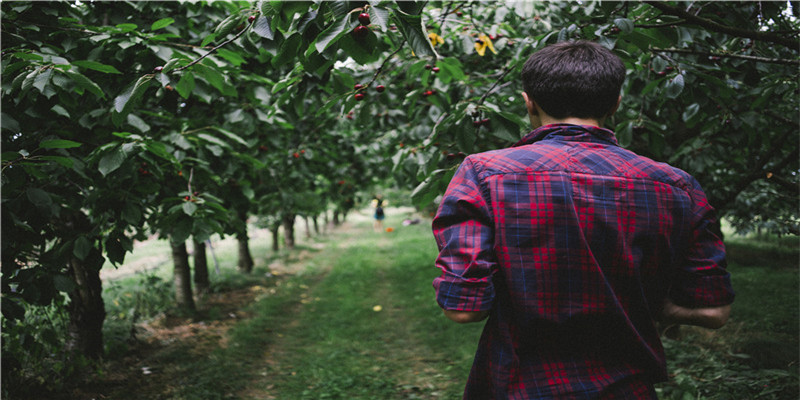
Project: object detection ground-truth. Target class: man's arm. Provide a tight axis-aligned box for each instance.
[443,309,490,324]
[432,157,496,320]
[660,298,731,329]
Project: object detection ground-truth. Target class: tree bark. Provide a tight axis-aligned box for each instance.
[237,234,254,273]
[171,240,195,311]
[193,239,209,295]
[333,210,340,226]
[270,221,280,252]
[282,213,296,248]
[236,209,254,273]
[312,215,319,235]
[66,248,106,359]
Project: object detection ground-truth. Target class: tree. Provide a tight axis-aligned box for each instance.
[2,1,796,395]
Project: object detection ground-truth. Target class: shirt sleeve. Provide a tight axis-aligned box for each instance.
[432,157,496,312]
[670,177,735,308]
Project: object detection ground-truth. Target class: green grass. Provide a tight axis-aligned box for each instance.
[95,209,798,400]
[224,215,483,399]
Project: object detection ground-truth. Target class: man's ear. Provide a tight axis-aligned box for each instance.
[522,91,538,116]
[522,91,543,129]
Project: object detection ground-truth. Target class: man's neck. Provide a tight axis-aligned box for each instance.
[540,116,603,127]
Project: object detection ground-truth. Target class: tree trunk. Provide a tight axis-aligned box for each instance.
[304,216,311,239]
[66,247,106,360]
[238,234,254,273]
[333,210,340,226]
[270,221,281,252]
[171,240,195,311]
[236,210,254,273]
[282,214,296,248]
[193,239,209,295]
[313,215,319,235]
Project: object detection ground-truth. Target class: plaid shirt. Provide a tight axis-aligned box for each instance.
[433,124,734,399]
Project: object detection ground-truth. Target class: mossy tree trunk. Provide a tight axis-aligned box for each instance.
[193,238,209,294]
[171,240,195,311]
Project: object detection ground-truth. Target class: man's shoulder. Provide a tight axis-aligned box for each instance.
[464,141,698,192]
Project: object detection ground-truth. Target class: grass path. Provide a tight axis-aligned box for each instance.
[230,213,482,399]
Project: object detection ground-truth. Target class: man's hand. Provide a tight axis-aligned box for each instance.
[443,309,490,324]
[660,298,731,330]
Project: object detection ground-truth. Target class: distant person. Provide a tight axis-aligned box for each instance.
[373,195,385,232]
[432,40,734,399]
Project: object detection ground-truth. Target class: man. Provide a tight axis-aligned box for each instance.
[432,40,734,399]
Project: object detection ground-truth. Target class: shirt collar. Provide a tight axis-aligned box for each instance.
[513,123,619,147]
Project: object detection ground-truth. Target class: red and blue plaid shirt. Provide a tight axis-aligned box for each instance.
[433,124,734,399]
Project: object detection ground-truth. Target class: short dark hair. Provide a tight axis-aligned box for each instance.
[521,40,625,120]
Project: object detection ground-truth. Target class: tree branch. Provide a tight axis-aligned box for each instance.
[172,18,254,73]
[477,62,516,107]
[636,20,688,29]
[646,2,799,49]
[364,39,407,89]
[652,48,800,66]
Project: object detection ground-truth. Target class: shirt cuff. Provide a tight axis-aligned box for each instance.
[669,274,735,308]
[434,275,495,312]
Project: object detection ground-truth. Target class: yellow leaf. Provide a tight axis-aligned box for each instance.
[373,305,383,312]
[428,32,444,47]
[474,33,496,56]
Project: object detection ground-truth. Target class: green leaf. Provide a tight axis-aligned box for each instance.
[114,74,153,114]
[197,133,231,148]
[273,33,303,67]
[51,104,70,118]
[664,73,685,99]
[217,48,246,66]
[176,72,195,99]
[411,169,452,208]
[212,127,249,146]
[337,30,379,65]
[26,187,52,208]
[615,121,633,147]
[62,70,105,98]
[32,68,52,92]
[395,11,437,58]
[151,17,175,31]
[115,23,138,32]
[144,141,173,161]
[201,33,217,47]
[98,146,126,176]
[314,16,349,53]
[40,139,82,149]
[127,114,151,133]
[613,18,634,33]
[1,113,20,132]
[182,201,198,216]
[253,15,274,39]
[105,236,126,265]
[40,155,74,168]
[369,6,391,31]
[195,64,225,94]
[682,103,700,122]
[214,14,241,38]
[13,52,43,61]
[73,236,92,260]
[71,60,122,74]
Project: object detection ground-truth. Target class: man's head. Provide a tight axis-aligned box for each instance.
[521,40,625,122]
